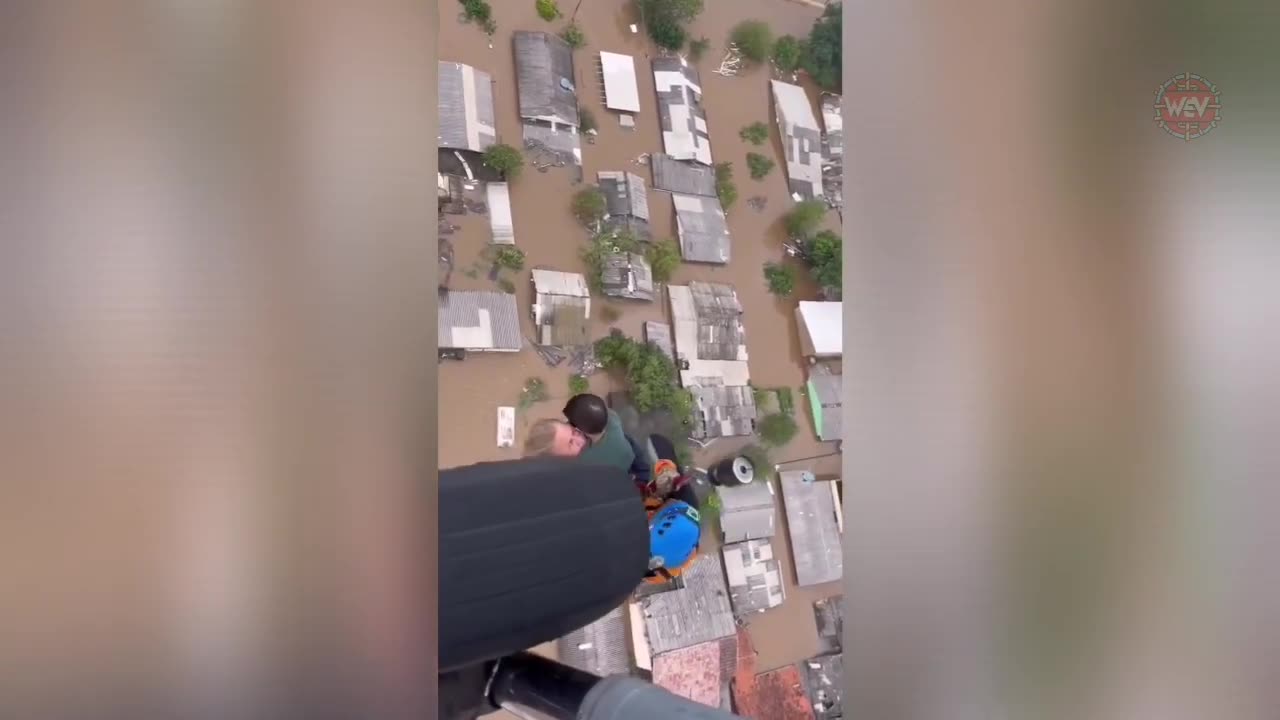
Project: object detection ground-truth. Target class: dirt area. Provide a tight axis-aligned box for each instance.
[438,0,843,703]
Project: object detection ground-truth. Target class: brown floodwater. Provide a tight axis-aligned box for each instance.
[438,0,842,694]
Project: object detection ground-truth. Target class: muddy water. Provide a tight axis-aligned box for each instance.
[439,0,842,689]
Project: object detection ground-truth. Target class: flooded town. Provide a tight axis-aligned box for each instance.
[438,1,844,717]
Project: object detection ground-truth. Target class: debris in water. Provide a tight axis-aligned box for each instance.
[497,407,515,447]
[747,196,767,211]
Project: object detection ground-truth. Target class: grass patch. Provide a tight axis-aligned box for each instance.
[569,374,590,395]
[518,377,549,410]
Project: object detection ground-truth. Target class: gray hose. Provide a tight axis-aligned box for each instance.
[577,676,745,720]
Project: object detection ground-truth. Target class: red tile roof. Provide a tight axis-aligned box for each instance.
[651,640,723,708]
[731,628,815,720]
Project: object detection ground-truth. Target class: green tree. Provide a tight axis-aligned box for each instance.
[763,262,795,296]
[689,37,711,62]
[645,239,682,283]
[561,22,586,49]
[714,162,738,210]
[746,152,775,179]
[569,374,589,395]
[802,3,842,91]
[493,246,526,271]
[806,229,842,289]
[784,199,827,238]
[647,15,686,51]
[460,0,492,24]
[571,187,607,226]
[730,20,773,65]
[640,0,703,50]
[757,412,798,447]
[772,34,803,73]
[536,0,561,21]
[483,143,524,180]
[739,122,769,145]
[594,333,695,427]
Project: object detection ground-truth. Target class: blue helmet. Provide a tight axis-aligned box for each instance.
[648,500,701,572]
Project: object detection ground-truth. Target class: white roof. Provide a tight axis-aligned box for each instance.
[771,80,819,131]
[486,182,515,245]
[531,269,590,297]
[600,52,641,113]
[796,301,843,356]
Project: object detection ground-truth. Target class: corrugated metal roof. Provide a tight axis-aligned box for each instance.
[651,639,724,708]
[531,269,590,297]
[650,154,717,197]
[800,654,844,720]
[717,481,776,543]
[600,51,641,113]
[668,284,751,388]
[438,290,522,351]
[820,93,843,157]
[796,301,842,356]
[486,182,515,245]
[813,596,844,654]
[558,606,633,677]
[437,61,497,152]
[653,57,712,165]
[806,367,842,442]
[534,295,590,347]
[771,80,824,201]
[513,32,579,126]
[597,171,650,220]
[722,539,785,616]
[640,554,735,655]
[643,321,675,361]
[780,471,843,587]
[672,194,730,264]
[690,282,746,360]
[691,385,757,439]
[600,252,655,302]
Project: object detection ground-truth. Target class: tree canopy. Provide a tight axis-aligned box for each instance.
[802,3,841,91]
[641,0,703,50]
[784,199,827,238]
[772,34,803,73]
[806,229,842,290]
[730,20,773,64]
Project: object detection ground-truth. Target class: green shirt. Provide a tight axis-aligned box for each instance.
[577,410,636,471]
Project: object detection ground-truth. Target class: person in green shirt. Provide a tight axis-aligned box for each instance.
[521,394,652,491]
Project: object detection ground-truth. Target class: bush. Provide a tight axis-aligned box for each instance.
[594,333,695,426]
[730,20,773,65]
[497,277,516,293]
[746,152,775,179]
[739,122,769,145]
[802,3,842,90]
[772,34,803,73]
[645,239,682,283]
[689,37,711,62]
[784,199,827,238]
[581,230,641,292]
[776,387,795,416]
[519,377,549,409]
[571,187,607,226]
[647,15,687,51]
[536,0,561,21]
[806,229,842,290]
[757,412,798,447]
[577,105,596,133]
[483,143,524,180]
[569,374,590,395]
[561,22,586,49]
[493,246,526,271]
[714,162,738,210]
[599,304,622,323]
[763,262,796,296]
[460,0,492,24]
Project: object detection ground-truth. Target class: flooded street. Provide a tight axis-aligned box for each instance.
[439,0,842,680]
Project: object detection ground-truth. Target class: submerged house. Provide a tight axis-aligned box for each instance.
[770,80,824,202]
[780,470,843,587]
[651,636,737,711]
[600,252,655,302]
[597,170,651,241]
[796,301,842,360]
[716,480,777,544]
[599,51,641,119]
[820,93,843,209]
[650,153,717,197]
[438,290,522,353]
[530,269,591,347]
[653,56,712,166]
[672,193,731,264]
[806,364,842,444]
[723,539,786,616]
[668,282,755,439]
[437,61,502,183]
[514,31,581,164]
[639,553,736,655]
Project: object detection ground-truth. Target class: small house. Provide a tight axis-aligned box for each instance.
[722,539,786,616]
[780,470,843,587]
[770,80,824,201]
[530,269,591,347]
[438,290,522,353]
[599,51,641,115]
[668,283,755,439]
[437,61,497,153]
[796,301,843,360]
[653,56,712,165]
[600,252,655,302]
[672,193,731,265]
[597,170,651,241]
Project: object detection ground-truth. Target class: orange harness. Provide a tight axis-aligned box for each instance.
[641,459,697,585]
